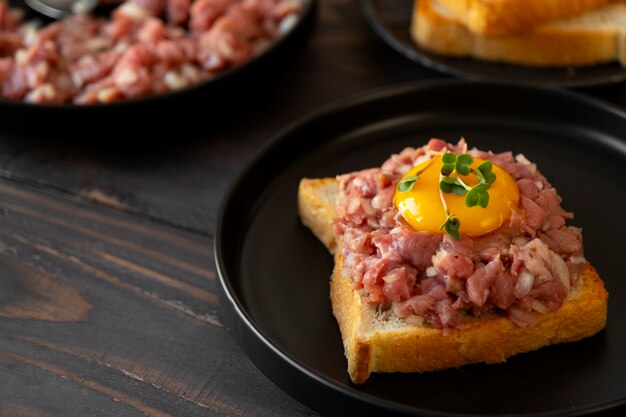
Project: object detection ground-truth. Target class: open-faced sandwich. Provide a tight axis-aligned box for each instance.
[297,138,608,384]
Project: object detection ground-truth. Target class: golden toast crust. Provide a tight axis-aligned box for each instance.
[298,177,339,254]
[411,0,626,68]
[436,0,611,35]
[333,254,607,384]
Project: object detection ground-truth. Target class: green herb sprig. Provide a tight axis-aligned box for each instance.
[397,175,419,192]
[396,158,438,193]
[438,214,460,240]
[439,153,496,208]
[395,152,498,240]
[437,152,496,239]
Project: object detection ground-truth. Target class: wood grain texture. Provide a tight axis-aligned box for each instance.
[0,179,315,416]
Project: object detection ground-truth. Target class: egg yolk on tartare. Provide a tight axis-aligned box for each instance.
[394,155,520,237]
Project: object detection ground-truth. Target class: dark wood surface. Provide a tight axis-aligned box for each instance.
[1,0,626,416]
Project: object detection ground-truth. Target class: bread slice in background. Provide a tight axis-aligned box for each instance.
[411,0,626,68]
[298,177,608,385]
[436,0,612,35]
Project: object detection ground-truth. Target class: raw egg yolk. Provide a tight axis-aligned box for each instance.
[393,155,520,237]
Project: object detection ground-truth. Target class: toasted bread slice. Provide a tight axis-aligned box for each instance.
[298,177,608,384]
[436,0,612,35]
[411,0,626,68]
[298,177,339,254]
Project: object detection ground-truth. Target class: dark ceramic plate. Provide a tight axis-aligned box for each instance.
[216,80,626,417]
[360,0,626,88]
[1,0,316,137]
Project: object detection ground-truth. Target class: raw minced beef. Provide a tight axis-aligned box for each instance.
[333,138,586,331]
[0,0,301,103]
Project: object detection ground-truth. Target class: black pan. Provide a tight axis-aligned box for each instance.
[361,0,626,88]
[1,0,317,139]
[216,79,626,417]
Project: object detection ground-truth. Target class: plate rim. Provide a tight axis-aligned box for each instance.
[359,0,626,88]
[215,79,626,417]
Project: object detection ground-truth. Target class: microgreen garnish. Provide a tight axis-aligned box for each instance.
[439,175,466,196]
[396,158,438,193]
[437,152,497,239]
[397,175,419,192]
[439,153,496,209]
[438,214,461,241]
[441,152,472,176]
[395,152,498,240]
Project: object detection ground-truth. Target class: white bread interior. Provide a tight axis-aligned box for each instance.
[411,0,626,68]
[298,177,609,384]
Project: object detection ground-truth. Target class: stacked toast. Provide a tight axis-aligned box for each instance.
[411,0,626,67]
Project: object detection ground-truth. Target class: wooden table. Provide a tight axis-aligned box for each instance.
[1,1,625,415]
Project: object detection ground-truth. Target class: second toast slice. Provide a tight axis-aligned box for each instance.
[435,0,612,35]
[411,0,626,68]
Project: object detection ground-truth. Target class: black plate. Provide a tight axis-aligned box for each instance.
[0,0,316,138]
[215,80,626,417]
[361,0,626,88]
